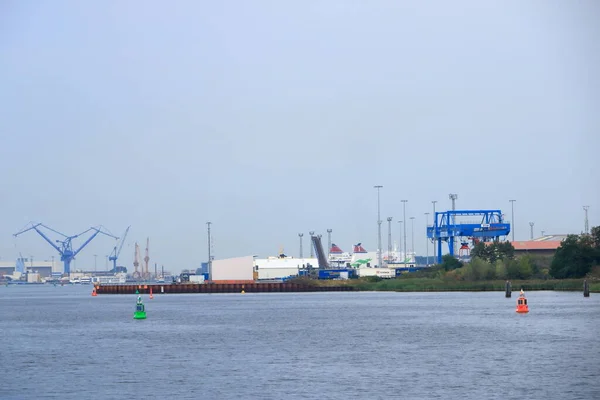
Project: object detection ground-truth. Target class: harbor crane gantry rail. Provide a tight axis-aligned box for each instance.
[13,223,119,275]
[426,210,510,264]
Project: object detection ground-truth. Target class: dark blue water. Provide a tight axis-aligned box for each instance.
[1,285,599,399]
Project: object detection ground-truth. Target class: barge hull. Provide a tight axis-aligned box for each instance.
[96,282,355,294]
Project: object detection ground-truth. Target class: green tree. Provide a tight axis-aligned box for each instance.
[470,242,491,261]
[441,254,463,271]
[591,226,600,264]
[469,258,488,281]
[470,241,515,263]
[497,241,515,260]
[591,226,600,249]
[517,256,534,279]
[550,234,596,278]
[494,259,507,280]
[506,259,521,280]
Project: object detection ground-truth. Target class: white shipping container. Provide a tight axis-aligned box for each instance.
[357,268,395,279]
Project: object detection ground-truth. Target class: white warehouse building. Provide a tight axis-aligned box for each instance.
[253,257,318,280]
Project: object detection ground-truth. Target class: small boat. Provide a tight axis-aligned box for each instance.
[134,296,147,319]
[516,289,529,313]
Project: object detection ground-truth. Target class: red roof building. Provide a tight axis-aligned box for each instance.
[511,241,562,251]
[509,235,566,259]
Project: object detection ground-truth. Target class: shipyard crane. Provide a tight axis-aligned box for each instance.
[108,226,130,272]
[13,223,118,275]
[132,242,141,279]
[143,237,150,280]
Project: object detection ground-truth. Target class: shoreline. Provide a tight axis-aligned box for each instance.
[291,277,599,293]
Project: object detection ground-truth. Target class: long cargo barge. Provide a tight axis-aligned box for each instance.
[95,282,356,294]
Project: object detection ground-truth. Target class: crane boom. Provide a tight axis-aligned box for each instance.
[109,226,130,271]
[13,222,118,275]
[14,223,62,254]
[117,226,130,259]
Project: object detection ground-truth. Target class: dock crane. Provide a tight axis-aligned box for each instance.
[427,210,510,264]
[13,223,118,275]
[108,226,130,272]
[132,242,142,279]
[143,237,150,280]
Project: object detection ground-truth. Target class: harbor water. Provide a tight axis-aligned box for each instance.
[1,285,599,399]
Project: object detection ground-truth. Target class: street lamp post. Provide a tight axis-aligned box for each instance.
[309,231,315,257]
[374,185,383,267]
[387,217,393,264]
[424,212,430,266]
[298,233,304,258]
[529,222,534,240]
[401,200,408,265]
[509,199,516,242]
[206,222,212,280]
[410,216,415,255]
[432,200,437,263]
[397,220,403,263]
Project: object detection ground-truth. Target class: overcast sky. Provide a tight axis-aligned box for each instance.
[1,0,598,272]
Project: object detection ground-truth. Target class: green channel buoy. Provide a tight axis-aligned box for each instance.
[133,295,146,319]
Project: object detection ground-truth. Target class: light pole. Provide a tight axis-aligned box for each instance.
[401,200,408,265]
[432,200,437,262]
[449,194,458,256]
[94,254,97,274]
[327,229,332,258]
[410,217,415,256]
[424,212,430,266]
[206,222,212,280]
[309,231,315,257]
[529,222,534,240]
[387,217,392,264]
[374,185,383,268]
[298,233,304,258]
[397,220,403,262]
[509,199,516,242]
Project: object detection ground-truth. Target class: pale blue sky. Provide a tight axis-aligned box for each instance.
[1,0,598,272]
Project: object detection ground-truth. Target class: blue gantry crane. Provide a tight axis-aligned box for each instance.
[108,226,130,272]
[13,223,119,275]
[426,210,511,264]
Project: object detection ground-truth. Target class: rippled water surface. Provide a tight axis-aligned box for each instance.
[1,285,599,399]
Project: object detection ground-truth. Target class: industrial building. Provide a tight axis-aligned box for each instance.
[510,235,566,268]
[510,235,566,256]
[0,259,61,278]
[211,255,255,281]
[253,256,319,280]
